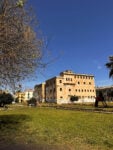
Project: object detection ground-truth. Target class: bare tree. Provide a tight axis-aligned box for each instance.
[106,56,113,78]
[0,0,43,90]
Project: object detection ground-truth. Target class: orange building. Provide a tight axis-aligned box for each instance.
[35,70,96,104]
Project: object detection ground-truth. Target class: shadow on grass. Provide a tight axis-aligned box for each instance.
[0,114,30,125]
[0,114,31,145]
[96,105,113,109]
[0,114,73,150]
[0,143,73,150]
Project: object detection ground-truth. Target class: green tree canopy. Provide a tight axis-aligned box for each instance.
[0,92,14,106]
[106,56,113,78]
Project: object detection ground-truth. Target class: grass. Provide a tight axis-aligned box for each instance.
[0,104,113,149]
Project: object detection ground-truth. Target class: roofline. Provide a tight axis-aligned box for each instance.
[75,73,94,77]
[96,85,113,89]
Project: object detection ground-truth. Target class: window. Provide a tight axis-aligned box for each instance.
[69,89,71,91]
[60,88,62,91]
[59,80,62,83]
[89,82,91,85]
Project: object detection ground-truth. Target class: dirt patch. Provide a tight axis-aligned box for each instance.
[0,143,73,150]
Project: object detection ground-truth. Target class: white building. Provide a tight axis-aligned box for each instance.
[24,89,34,101]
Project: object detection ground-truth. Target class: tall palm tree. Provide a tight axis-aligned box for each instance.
[106,56,113,78]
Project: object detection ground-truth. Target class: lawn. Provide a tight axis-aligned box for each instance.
[0,104,113,150]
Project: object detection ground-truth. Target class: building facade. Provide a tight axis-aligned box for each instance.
[34,83,45,102]
[96,86,113,101]
[15,89,34,103]
[15,91,25,103]
[35,70,96,104]
[24,89,34,101]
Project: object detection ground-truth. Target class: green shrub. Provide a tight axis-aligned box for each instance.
[27,97,37,106]
[0,92,14,107]
[70,95,78,102]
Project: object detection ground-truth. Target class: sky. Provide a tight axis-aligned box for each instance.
[25,0,113,89]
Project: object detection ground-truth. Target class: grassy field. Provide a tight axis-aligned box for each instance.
[0,104,113,150]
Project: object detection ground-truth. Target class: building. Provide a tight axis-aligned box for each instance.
[15,91,25,103]
[96,85,113,101]
[34,83,45,102]
[24,89,34,101]
[15,89,34,103]
[35,70,96,104]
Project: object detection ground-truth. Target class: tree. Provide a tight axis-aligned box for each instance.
[0,92,14,107]
[70,95,78,102]
[27,97,37,106]
[0,0,43,90]
[106,56,113,78]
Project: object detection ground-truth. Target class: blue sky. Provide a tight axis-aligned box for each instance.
[25,0,113,89]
